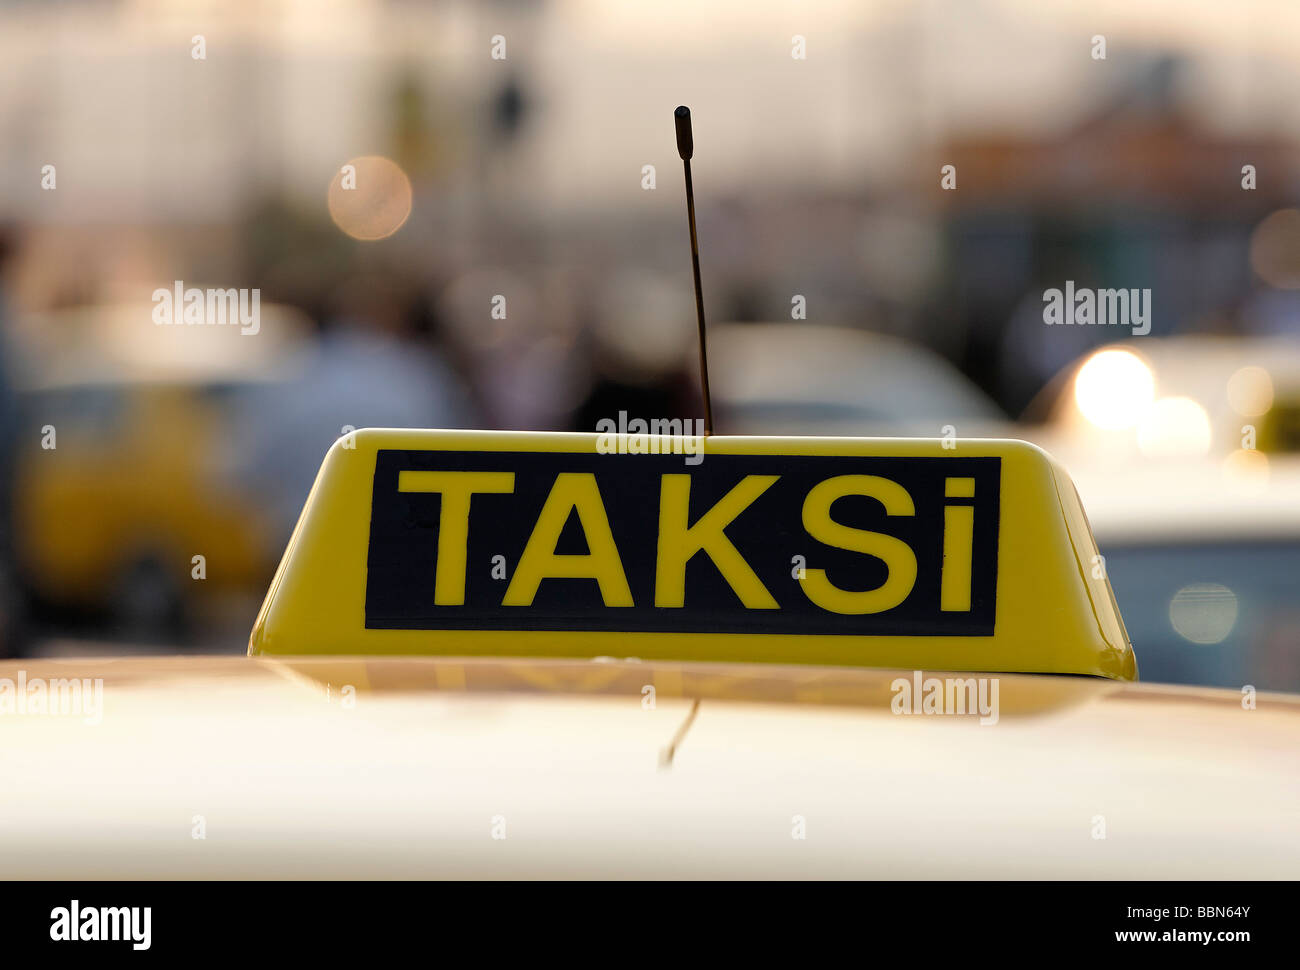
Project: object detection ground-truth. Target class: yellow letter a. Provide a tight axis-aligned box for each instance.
[503,473,633,607]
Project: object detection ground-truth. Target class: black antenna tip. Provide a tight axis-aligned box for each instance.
[674,105,693,160]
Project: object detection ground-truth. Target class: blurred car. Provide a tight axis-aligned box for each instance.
[8,304,477,647]
[710,323,1010,437]
[1058,455,1300,693]
[1017,336,1300,692]
[13,377,284,638]
[1026,335,1300,459]
[8,303,312,641]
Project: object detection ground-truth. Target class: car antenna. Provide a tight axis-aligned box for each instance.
[675,105,714,436]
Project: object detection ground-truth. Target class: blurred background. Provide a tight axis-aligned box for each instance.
[0,0,1298,692]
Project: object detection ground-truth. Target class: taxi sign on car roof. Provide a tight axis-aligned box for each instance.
[250,108,1134,680]
[248,429,1136,680]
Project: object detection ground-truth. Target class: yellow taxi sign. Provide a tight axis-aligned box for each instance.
[248,429,1136,680]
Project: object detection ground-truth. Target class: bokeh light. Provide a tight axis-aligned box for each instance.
[1169,583,1239,645]
[1073,349,1155,430]
[1137,396,1212,457]
[328,156,413,241]
[1249,208,1300,289]
[1226,365,1274,417]
[1221,448,1270,493]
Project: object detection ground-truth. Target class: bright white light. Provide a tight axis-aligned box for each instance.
[1137,396,1212,457]
[1073,349,1155,430]
[1169,584,1238,645]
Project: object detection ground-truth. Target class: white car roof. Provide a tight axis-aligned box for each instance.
[710,323,1007,435]
[3,656,1295,878]
[1034,435,1300,542]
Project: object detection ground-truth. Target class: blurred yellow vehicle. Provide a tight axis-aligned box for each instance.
[6,302,310,640]
[12,377,279,636]
[6,303,474,644]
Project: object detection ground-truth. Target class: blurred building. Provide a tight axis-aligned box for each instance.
[936,56,1300,413]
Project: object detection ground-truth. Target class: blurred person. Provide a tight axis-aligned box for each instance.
[224,277,478,544]
[436,268,588,431]
[571,365,698,438]
[569,270,700,435]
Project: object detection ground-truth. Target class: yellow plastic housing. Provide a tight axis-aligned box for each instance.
[248,429,1136,680]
